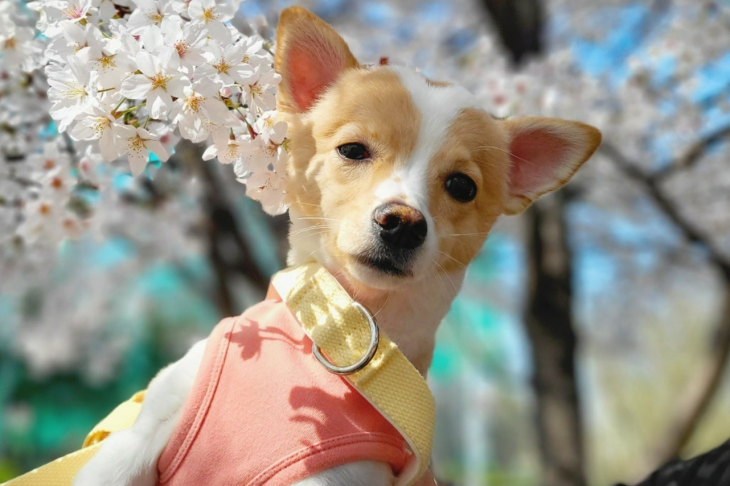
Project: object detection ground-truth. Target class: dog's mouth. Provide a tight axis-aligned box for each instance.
[354,251,414,278]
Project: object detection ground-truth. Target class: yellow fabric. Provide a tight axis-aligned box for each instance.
[272,263,435,486]
[1,392,145,486]
[83,391,146,447]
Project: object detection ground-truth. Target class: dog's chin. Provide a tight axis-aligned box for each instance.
[341,254,420,292]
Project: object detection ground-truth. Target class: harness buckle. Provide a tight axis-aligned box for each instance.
[313,301,380,375]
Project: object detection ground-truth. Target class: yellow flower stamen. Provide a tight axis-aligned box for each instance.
[225,144,238,160]
[148,11,163,23]
[93,118,110,137]
[129,135,147,157]
[212,60,230,75]
[184,93,204,113]
[97,53,116,69]
[249,83,262,98]
[150,73,169,90]
[65,82,87,99]
[174,41,189,58]
[201,7,218,23]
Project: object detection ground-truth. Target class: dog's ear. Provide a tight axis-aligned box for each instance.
[500,117,601,215]
[275,7,359,113]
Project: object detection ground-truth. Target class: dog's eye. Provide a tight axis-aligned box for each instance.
[445,173,477,202]
[337,143,370,161]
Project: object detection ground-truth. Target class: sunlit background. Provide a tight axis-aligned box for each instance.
[2,0,730,485]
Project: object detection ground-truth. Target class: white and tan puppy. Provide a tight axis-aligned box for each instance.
[72,7,601,486]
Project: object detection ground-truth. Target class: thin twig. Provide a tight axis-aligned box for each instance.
[652,123,730,183]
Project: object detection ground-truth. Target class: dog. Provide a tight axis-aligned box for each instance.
[71,6,601,486]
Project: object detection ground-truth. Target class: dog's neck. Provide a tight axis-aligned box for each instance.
[287,240,464,375]
[331,272,465,375]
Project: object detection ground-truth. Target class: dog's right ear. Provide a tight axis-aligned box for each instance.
[275,7,359,113]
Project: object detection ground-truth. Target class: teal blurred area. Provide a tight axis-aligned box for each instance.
[0,195,286,479]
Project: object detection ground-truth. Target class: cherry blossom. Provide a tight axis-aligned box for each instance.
[187,0,235,42]
[70,105,127,161]
[197,35,255,86]
[202,130,251,165]
[126,0,177,35]
[81,31,135,90]
[0,23,41,71]
[161,20,208,73]
[240,66,280,112]
[170,77,237,143]
[47,56,98,132]
[240,167,287,216]
[117,125,170,175]
[120,51,186,119]
[20,0,287,221]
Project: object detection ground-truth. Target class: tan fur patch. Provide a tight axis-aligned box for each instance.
[429,109,510,272]
[281,67,423,268]
[275,6,359,113]
[501,117,603,215]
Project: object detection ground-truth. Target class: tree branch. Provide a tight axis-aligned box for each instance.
[652,124,730,183]
[601,141,730,467]
[600,142,730,279]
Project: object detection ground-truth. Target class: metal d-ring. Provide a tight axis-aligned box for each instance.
[312,301,380,375]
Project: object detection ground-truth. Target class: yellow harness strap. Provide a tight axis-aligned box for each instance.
[2,392,145,486]
[4,264,435,486]
[272,263,435,486]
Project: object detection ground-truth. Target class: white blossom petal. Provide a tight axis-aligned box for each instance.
[120,75,153,99]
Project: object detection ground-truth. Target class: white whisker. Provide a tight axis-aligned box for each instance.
[439,250,466,269]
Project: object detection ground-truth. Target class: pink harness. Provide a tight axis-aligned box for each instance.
[155,290,409,486]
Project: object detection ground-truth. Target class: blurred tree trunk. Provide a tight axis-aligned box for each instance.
[524,192,587,486]
[476,1,583,482]
[478,0,544,64]
[174,139,271,317]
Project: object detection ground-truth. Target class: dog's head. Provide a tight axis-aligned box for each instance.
[275,7,601,293]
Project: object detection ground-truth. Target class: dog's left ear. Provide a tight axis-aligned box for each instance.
[275,7,359,113]
[501,117,602,215]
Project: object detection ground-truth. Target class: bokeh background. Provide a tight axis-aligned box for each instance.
[3,0,730,485]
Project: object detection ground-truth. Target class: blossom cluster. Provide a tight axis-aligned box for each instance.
[32,0,289,216]
[1,1,57,249]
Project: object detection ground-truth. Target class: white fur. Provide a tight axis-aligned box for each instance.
[73,340,207,486]
[72,67,467,486]
[372,66,481,283]
[383,67,480,210]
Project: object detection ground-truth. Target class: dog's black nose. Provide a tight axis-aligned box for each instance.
[373,202,427,250]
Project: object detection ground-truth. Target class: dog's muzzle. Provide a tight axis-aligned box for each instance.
[356,202,427,276]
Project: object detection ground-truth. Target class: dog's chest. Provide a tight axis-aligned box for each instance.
[155,298,408,486]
